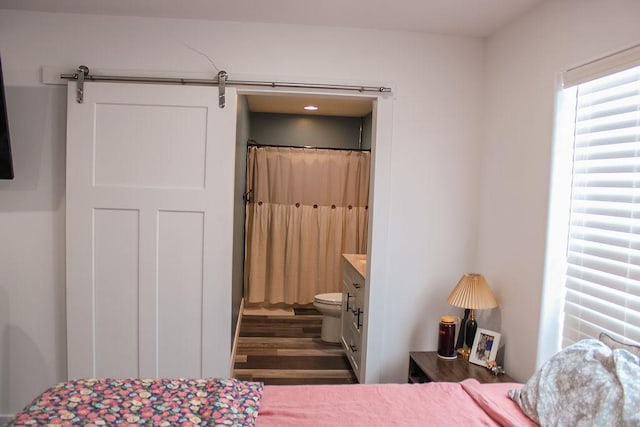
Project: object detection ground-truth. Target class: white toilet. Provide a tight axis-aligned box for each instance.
[313,292,343,343]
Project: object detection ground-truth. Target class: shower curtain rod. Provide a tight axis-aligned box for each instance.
[61,66,392,106]
[247,140,371,152]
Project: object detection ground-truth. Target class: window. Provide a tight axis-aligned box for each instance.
[553,46,640,348]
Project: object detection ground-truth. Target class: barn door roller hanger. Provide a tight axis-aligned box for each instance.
[62,65,392,108]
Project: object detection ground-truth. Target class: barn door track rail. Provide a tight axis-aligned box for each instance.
[61,65,392,108]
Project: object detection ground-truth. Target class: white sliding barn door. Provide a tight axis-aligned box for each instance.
[66,82,236,379]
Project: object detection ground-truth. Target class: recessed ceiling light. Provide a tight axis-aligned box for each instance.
[303,105,319,111]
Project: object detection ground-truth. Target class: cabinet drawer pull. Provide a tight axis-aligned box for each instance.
[350,344,358,352]
[345,292,354,311]
[353,283,361,289]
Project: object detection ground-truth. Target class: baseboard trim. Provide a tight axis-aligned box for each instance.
[0,415,14,426]
[229,297,244,377]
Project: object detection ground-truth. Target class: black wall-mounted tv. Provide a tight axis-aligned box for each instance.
[0,56,14,180]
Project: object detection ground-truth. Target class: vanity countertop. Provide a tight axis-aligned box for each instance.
[343,253,367,278]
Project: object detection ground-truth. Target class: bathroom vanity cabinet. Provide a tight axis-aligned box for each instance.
[341,254,367,382]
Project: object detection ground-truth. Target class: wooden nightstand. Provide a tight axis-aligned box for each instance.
[408,351,515,384]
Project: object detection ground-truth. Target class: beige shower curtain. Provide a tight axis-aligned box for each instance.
[244,146,370,305]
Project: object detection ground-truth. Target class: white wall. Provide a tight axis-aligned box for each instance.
[0,84,67,414]
[0,10,484,412]
[479,0,640,381]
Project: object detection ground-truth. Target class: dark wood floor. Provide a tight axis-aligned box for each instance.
[233,307,357,385]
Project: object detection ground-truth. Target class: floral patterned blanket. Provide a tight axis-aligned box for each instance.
[9,378,263,426]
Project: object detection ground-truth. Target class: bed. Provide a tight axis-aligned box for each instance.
[8,378,530,427]
[8,337,640,426]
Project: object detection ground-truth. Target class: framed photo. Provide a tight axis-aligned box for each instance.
[469,328,501,367]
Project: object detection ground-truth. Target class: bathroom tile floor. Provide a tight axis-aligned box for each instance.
[233,306,357,385]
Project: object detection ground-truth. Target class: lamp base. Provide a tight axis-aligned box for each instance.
[459,346,471,361]
[462,309,477,362]
[464,312,478,349]
[455,309,470,350]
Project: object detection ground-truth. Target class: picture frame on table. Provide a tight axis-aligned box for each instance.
[469,328,501,367]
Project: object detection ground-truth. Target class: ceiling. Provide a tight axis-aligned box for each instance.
[0,0,544,38]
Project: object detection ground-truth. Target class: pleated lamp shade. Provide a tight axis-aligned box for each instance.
[447,273,498,309]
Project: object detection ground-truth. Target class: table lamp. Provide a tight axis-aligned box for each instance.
[447,273,498,360]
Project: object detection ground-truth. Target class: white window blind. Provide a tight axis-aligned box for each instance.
[562,63,640,347]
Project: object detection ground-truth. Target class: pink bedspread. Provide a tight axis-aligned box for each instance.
[257,379,536,427]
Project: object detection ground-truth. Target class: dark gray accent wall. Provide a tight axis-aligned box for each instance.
[250,112,364,149]
[361,113,373,150]
[231,95,250,340]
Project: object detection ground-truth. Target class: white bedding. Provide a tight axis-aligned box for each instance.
[509,339,640,426]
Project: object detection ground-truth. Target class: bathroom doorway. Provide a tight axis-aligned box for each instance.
[237,94,373,311]
[232,90,393,384]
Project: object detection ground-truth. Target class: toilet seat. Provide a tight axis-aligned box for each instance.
[314,292,342,306]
